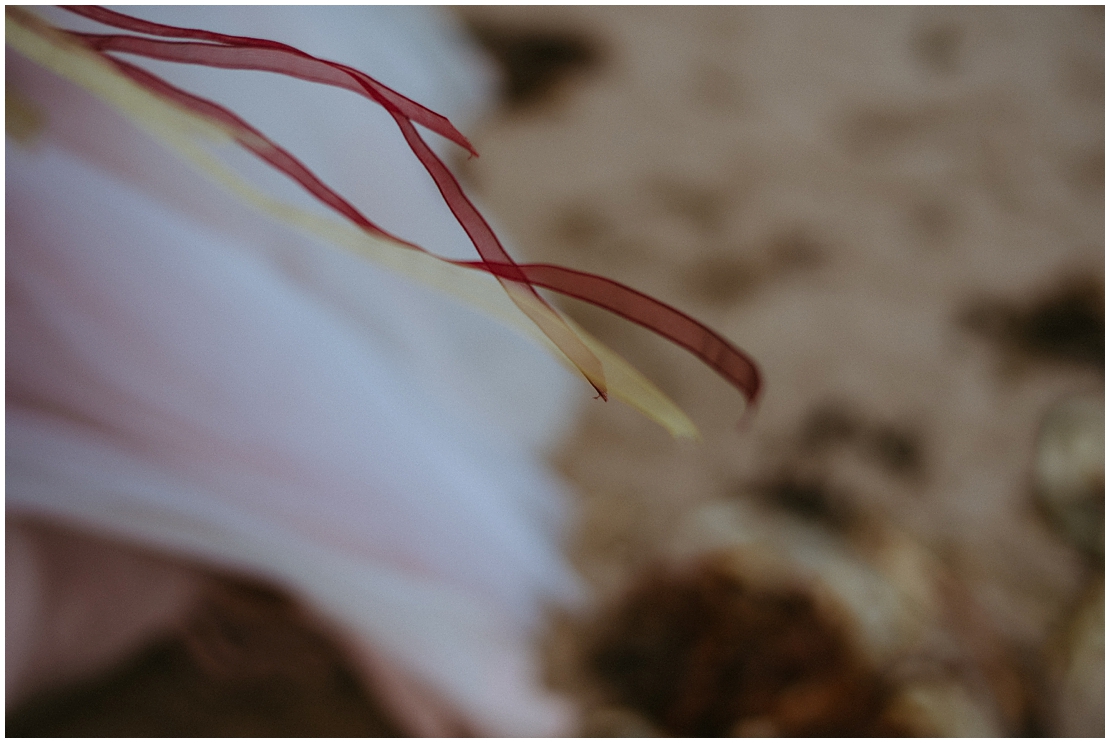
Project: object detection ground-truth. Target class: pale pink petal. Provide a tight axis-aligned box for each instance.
[7,7,585,735]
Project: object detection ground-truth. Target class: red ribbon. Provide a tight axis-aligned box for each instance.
[58,6,763,409]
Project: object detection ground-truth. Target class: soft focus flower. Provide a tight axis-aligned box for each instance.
[7,6,587,735]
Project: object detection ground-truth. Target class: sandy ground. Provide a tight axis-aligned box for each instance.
[456,5,1103,736]
[8,6,1102,736]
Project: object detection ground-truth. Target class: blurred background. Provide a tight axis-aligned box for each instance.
[453,6,1103,736]
[9,5,1103,736]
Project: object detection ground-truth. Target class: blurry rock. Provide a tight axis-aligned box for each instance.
[1047,578,1104,737]
[586,558,900,736]
[643,499,1014,735]
[1034,393,1104,556]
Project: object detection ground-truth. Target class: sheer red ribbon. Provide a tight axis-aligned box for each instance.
[57,5,762,408]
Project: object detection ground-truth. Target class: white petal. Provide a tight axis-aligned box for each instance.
[7,7,586,734]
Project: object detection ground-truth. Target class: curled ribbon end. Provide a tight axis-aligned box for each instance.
[734,391,762,435]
